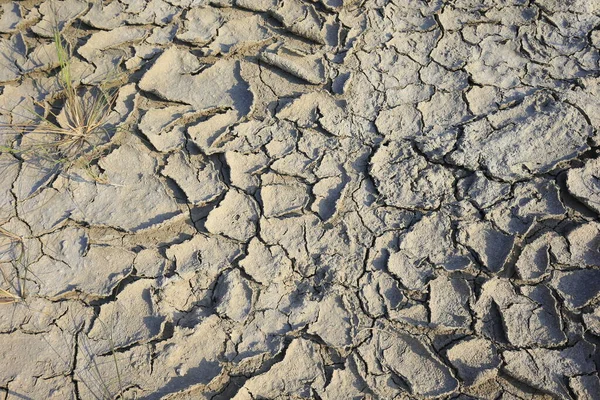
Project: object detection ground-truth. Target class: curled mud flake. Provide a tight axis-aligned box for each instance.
[69,144,182,232]
[373,328,459,397]
[205,189,259,242]
[566,158,600,214]
[446,338,501,386]
[30,0,88,38]
[0,2,21,34]
[503,341,596,398]
[370,141,454,210]
[0,33,26,83]
[139,48,253,117]
[0,327,75,395]
[87,279,165,353]
[233,338,326,399]
[163,151,226,206]
[259,45,326,85]
[449,93,592,181]
[176,7,222,45]
[80,0,126,29]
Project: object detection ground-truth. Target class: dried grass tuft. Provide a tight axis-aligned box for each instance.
[0,28,121,183]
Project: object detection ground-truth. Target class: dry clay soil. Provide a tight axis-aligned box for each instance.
[1,0,600,399]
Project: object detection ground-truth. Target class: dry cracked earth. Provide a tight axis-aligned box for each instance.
[1,0,600,399]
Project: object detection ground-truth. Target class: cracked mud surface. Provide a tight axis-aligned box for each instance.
[1,0,600,399]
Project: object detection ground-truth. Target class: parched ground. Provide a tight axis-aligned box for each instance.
[0,0,600,399]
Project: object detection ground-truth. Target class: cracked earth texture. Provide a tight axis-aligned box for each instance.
[0,0,600,399]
